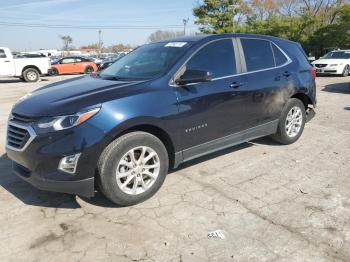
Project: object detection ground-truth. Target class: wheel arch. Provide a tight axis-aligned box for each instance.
[109,124,176,169]
[22,65,41,75]
[290,93,313,110]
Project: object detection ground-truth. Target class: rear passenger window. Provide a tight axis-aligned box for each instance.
[272,44,288,66]
[186,39,236,78]
[241,39,274,71]
[0,49,6,58]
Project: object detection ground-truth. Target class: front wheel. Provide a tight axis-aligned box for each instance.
[97,132,169,206]
[272,98,306,145]
[23,68,40,82]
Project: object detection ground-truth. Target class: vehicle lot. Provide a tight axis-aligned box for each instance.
[0,75,349,261]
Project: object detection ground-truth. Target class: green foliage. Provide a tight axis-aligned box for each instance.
[193,1,350,56]
[193,0,240,33]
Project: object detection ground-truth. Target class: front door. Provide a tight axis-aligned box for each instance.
[0,49,14,76]
[174,38,248,160]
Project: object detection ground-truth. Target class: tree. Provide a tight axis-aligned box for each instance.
[148,30,184,43]
[193,0,242,33]
[60,35,73,53]
[108,43,133,53]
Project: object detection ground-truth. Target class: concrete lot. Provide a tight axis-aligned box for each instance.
[0,75,349,262]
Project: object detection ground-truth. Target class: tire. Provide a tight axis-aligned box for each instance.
[23,68,40,82]
[272,98,306,145]
[50,68,59,76]
[342,65,349,77]
[84,66,94,74]
[97,131,169,206]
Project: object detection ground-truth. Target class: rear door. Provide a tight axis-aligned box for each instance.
[237,38,291,127]
[0,48,14,76]
[174,38,248,159]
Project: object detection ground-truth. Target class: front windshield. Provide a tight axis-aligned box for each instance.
[100,42,191,80]
[323,51,350,59]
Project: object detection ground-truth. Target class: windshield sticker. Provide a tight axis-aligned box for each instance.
[165,42,187,48]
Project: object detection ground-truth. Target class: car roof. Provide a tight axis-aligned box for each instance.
[157,33,295,44]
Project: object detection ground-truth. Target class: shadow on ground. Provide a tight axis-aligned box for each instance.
[0,137,276,208]
[0,154,123,208]
[0,79,49,84]
[322,82,350,94]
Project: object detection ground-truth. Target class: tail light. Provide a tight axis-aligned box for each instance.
[311,67,316,79]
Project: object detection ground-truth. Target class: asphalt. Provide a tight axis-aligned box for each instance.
[0,75,349,262]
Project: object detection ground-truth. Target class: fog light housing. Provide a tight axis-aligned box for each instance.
[58,153,81,174]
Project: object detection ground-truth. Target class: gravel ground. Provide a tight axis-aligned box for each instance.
[0,75,349,262]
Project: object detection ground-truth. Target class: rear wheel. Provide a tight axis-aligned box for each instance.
[342,65,349,77]
[97,132,169,206]
[23,68,40,82]
[272,98,306,145]
[84,66,94,74]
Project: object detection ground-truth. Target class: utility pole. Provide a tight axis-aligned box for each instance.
[98,29,102,57]
[182,18,189,35]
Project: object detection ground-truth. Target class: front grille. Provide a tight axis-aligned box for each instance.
[11,113,35,124]
[315,64,327,68]
[6,122,36,151]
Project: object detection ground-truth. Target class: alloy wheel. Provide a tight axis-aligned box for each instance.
[116,146,160,195]
[285,106,303,138]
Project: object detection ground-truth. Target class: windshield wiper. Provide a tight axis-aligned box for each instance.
[101,75,146,81]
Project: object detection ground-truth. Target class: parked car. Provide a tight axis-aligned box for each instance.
[50,56,98,75]
[311,50,350,76]
[0,47,51,82]
[99,53,126,70]
[6,34,316,206]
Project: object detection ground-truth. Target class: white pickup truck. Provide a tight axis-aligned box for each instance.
[0,47,51,82]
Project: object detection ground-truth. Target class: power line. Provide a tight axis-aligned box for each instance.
[0,21,185,30]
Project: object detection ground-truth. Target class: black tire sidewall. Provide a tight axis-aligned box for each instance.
[51,68,59,76]
[85,66,94,74]
[99,132,169,206]
[274,98,306,145]
[343,65,349,77]
[23,68,39,82]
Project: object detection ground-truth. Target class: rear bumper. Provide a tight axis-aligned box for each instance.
[12,161,95,197]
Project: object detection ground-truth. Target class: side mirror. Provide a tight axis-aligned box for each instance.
[175,69,212,86]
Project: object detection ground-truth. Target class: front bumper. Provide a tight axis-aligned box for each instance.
[314,67,343,75]
[5,120,109,198]
[12,162,94,197]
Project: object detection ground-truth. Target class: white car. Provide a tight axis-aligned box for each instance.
[311,50,350,77]
[0,47,51,82]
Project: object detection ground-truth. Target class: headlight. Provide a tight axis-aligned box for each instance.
[35,108,100,132]
[329,64,338,66]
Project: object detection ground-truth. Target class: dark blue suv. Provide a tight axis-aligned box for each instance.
[6,34,316,206]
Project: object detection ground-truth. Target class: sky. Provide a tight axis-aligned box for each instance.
[0,0,199,51]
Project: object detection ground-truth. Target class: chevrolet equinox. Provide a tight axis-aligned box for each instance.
[6,34,316,206]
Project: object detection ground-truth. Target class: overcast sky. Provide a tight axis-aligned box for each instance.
[0,0,199,51]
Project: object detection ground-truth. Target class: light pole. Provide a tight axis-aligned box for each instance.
[183,18,189,35]
[98,29,102,57]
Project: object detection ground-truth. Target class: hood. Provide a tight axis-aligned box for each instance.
[12,75,146,117]
[312,58,349,65]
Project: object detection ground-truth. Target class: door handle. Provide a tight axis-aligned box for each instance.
[283,71,291,77]
[230,82,244,89]
[4,60,10,62]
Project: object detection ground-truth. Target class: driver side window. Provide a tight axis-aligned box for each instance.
[0,49,6,59]
[186,39,237,78]
[61,58,75,64]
